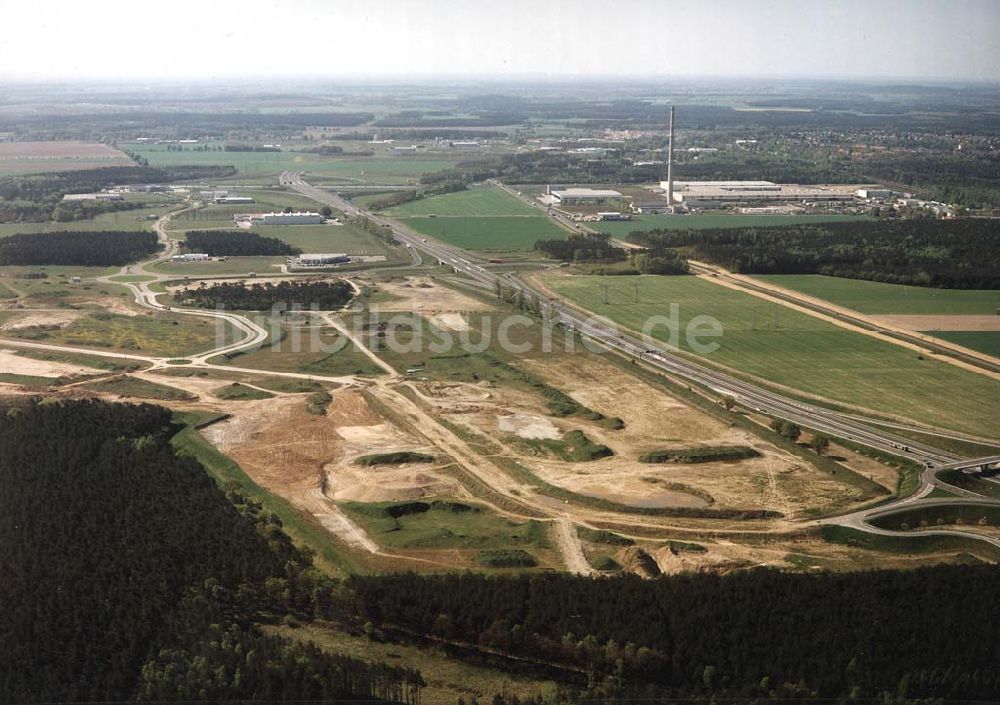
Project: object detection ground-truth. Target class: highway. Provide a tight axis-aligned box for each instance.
[283,171,1000,547]
[283,172,958,465]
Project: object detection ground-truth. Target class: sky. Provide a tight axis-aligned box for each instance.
[1,0,998,82]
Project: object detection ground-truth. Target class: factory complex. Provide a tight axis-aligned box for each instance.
[658,180,860,208]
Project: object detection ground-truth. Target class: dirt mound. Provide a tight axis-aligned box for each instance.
[618,546,661,578]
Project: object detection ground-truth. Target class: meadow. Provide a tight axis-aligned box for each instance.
[5,310,237,358]
[544,273,1000,438]
[593,213,873,237]
[339,499,550,551]
[399,216,566,250]
[386,186,540,217]
[926,331,1000,357]
[151,256,284,275]
[753,274,1000,315]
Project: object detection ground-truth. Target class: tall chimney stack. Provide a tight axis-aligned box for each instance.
[666,106,675,207]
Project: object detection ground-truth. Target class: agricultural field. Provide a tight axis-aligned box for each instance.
[378,186,566,250]
[386,186,540,217]
[754,275,1000,357]
[927,331,1000,357]
[753,275,1000,315]
[130,145,455,184]
[0,141,134,175]
[593,213,873,237]
[541,273,1000,439]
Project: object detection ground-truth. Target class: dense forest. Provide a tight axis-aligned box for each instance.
[0,230,158,266]
[0,397,421,703]
[0,165,235,222]
[184,229,301,257]
[628,218,1000,288]
[179,279,355,310]
[534,233,626,263]
[348,568,1000,701]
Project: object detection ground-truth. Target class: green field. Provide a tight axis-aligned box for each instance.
[131,145,455,184]
[593,213,873,237]
[4,310,237,358]
[377,186,566,250]
[754,275,1000,315]
[80,375,196,400]
[400,216,566,250]
[339,499,550,551]
[151,256,284,275]
[545,274,1000,438]
[214,325,385,378]
[0,204,175,238]
[926,331,1000,357]
[386,187,540,217]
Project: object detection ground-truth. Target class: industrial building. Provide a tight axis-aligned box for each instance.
[855,188,894,200]
[215,196,255,204]
[171,253,210,262]
[62,193,124,202]
[234,211,325,226]
[632,201,672,214]
[294,253,350,268]
[597,211,631,221]
[659,180,857,208]
[548,187,624,205]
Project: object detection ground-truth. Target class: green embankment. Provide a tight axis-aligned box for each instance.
[753,274,999,315]
[170,413,360,576]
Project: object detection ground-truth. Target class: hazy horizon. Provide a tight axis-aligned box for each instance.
[2,0,998,83]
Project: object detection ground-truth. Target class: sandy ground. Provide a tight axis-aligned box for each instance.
[429,312,471,331]
[203,389,457,552]
[498,413,560,439]
[518,355,871,517]
[368,276,493,313]
[94,297,143,317]
[871,314,1000,332]
[203,393,381,552]
[0,310,82,331]
[0,349,102,377]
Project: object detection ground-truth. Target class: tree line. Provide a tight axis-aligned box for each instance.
[179,279,355,311]
[347,567,999,701]
[0,165,235,222]
[534,233,627,263]
[628,218,1000,289]
[184,230,300,257]
[0,230,158,266]
[0,397,422,704]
